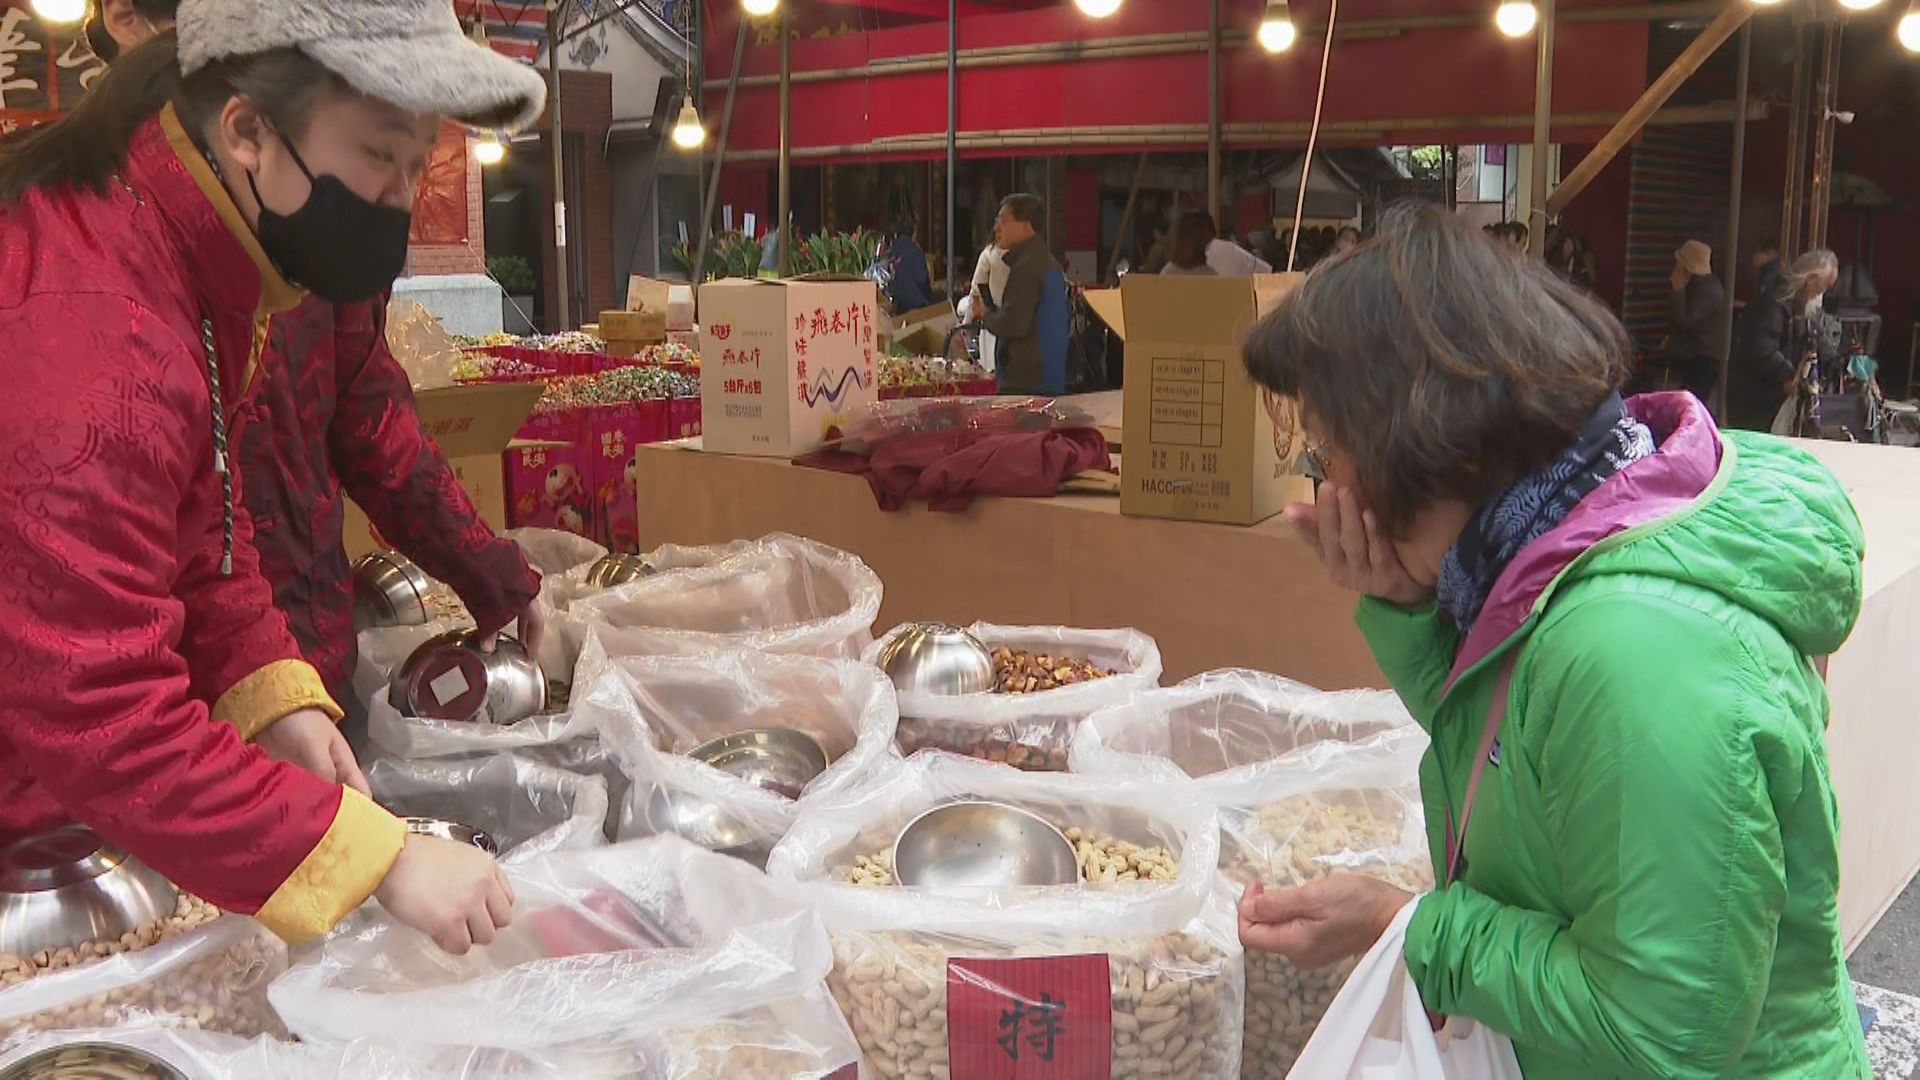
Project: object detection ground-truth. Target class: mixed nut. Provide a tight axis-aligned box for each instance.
[0,897,285,1045]
[1225,792,1434,1079]
[991,647,1116,695]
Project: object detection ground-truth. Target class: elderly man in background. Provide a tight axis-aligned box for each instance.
[981,194,1070,395]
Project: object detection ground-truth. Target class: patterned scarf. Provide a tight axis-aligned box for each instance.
[1436,394,1655,638]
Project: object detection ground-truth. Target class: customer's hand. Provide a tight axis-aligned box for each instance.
[1285,482,1433,609]
[256,708,369,797]
[1238,875,1412,969]
[375,835,515,956]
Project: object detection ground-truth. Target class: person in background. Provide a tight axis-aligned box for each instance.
[1507,221,1530,253]
[1729,249,1839,432]
[85,0,175,62]
[1333,225,1361,258]
[1238,204,1868,1078]
[1160,211,1220,276]
[1204,212,1273,277]
[1667,239,1729,403]
[0,0,543,955]
[883,217,934,313]
[1546,228,1596,292]
[962,241,1010,373]
[982,193,1069,396]
[1750,234,1782,298]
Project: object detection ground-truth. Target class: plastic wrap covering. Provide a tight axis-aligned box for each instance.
[367,753,610,863]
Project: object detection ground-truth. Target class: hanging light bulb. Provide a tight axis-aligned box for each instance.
[742,0,779,14]
[1258,0,1297,52]
[1494,1,1538,37]
[473,133,507,166]
[671,96,706,149]
[30,0,86,23]
[1900,1,1920,51]
[1835,0,1883,9]
[1074,0,1123,17]
[1745,0,1787,5]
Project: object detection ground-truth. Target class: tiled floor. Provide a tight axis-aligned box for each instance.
[1859,982,1920,1080]
[1855,874,1920,1078]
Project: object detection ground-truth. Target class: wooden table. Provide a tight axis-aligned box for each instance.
[630,425,1920,952]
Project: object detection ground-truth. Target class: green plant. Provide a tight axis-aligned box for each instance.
[486,254,536,295]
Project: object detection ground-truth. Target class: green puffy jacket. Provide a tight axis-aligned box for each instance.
[1363,395,1871,1078]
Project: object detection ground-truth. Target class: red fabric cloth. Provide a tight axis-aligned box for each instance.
[797,427,1111,511]
[236,296,539,706]
[0,115,345,913]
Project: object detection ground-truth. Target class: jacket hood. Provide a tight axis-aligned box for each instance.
[1448,393,1864,684]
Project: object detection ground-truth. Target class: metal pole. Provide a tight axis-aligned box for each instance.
[1806,23,1842,252]
[947,0,957,296]
[693,17,750,285]
[1207,0,1222,221]
[548,4,570,330]
[777,5,792,277]
[1780,21,1809,258]
[1527,0,1554,255]
[1715,23,1750,421]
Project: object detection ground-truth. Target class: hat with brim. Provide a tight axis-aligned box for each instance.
[177,0,548,132]
[1677,240,1712,278]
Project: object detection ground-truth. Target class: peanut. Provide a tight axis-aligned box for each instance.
[843,828,1177,887]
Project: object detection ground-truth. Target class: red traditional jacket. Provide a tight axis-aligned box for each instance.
[0,107,402,941]
[236,295,539,711]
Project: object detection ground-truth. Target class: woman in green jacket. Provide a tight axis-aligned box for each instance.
[1237,204,1869,1078]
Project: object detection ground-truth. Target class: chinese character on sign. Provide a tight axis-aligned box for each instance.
[601,430,626,459]
[750,379,762,395]
[996,995,1067,1063]
[792,314,805,334]
[830,310,845,335]
[57,37,105,94]
[0,9,44,110]
[794,337,808,358]
[796,359,807,382]
[810,308,828,338]
[521,448,548,469]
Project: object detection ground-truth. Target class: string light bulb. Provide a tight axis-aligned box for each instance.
[1900,1,1920,51]
[1495,1,1538,37]
[1835,0,1883,9]
[473,134,507,166]
[742,0,779,15]
[1745,0,1787,5]
[1258,0,1297,52]
[1074,0,1123,17]
[671,96,706,149]
[30,0,85,23]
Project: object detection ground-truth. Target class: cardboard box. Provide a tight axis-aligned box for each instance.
[625,274,673,317]
[503,408,596,541]
[342,381,545,559]
[698,277,880,458]
[599,308,667,344]
[891,300,958,357]
[1111,274,1311,526]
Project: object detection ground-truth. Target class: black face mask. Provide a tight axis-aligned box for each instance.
[247,135,412,304]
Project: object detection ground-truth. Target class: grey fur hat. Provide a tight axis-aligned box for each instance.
[176,0,547,132]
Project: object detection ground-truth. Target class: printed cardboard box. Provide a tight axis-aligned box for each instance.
[504,408,597,541]
[592,400,671,554]
[698,277,879,458]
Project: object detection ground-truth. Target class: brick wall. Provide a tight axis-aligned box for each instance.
[405,133,488,278]
[536,69,617,329]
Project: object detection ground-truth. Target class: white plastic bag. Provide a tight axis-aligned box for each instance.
[1287,901,1522,1080]
[867,622,1162,771]
[1073,670,1432,1079]
[366,752,610,862]
[268,837,863,1077]
[0,1028,454,1079]
[0,917,285,1051]
[556,534,882,662]
[576,644,899,864]
[767,752,1242,1080]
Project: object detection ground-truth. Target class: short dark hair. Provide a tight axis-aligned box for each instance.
[1755,234,1781,255]
[1170,211,1217,269]
[1242,202,1632,537]
[999,193,1044,230]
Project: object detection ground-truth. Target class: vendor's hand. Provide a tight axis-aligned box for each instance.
[1238,875,1412,969]
[1285,482,1433,609]
[375,834,515,956]
[476,600,546,658]
[256,708,369,797]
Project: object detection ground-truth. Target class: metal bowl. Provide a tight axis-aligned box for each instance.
[641,789,771,867]
[583,554,657,589]
[351,551,433,633]
[388,629,547,725]
[687,727,829,800]
[891,801,1078,889]
[0,827,180,958]
[402,817,499,857]
[876,624,995,697]
[0,1041,189,1080]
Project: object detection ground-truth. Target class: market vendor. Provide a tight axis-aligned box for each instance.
[0,0,543,954]
[1236,206,1869,1076]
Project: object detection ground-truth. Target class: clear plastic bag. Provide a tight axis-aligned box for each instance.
[766,752,1241,1080]
[0,917,286,1051]
[366,753,610,863]
[576,645,900,865]
[1072,669,1433,1080]
[554,534,882,662]
[385,298,463,391]
[867,622,1162,771]
[267,838,863,1077]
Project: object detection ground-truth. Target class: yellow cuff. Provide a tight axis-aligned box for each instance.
[213,659,343,742]
[254,788,405,944]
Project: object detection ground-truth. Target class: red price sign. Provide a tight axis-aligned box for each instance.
[947,954,1111,1079]
[824,1065,860,1080]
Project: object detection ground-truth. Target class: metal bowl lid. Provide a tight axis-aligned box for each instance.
[0,828,122,895]
[687,728,829,801]
[0,1042,189,1080]
[400,639,494,722]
